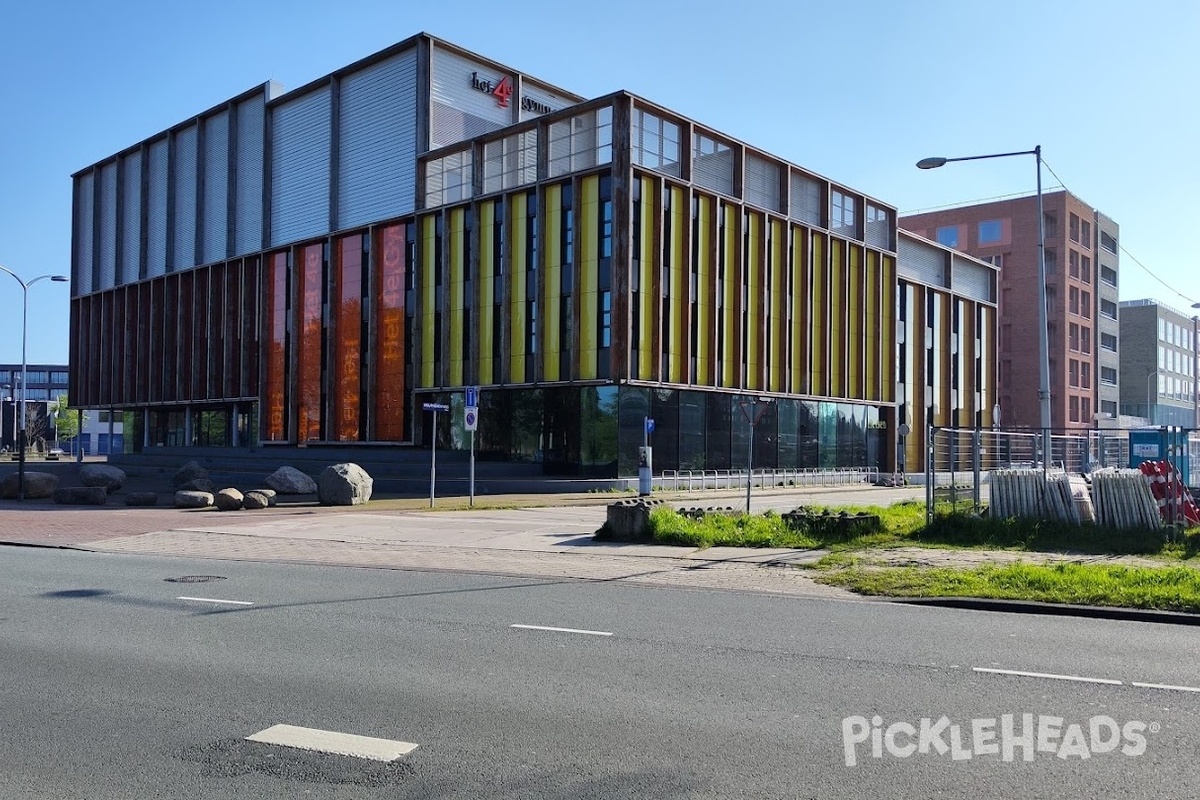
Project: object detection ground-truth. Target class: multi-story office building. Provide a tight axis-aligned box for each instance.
[1118,300,1198,427]
[67,34,995,476]
[902,190,1118,432]
[0,364,69,451]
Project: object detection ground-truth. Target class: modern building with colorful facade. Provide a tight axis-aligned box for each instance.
[68,34,994,477]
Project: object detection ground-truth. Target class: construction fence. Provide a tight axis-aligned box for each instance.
[926,426,1200,521]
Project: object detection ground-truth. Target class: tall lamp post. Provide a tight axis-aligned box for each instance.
[0,266,70,500]
[917,147,1050,493]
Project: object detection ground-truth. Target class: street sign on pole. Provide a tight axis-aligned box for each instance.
[424,402,449,507]
[464,407,478,431]
[464,404,479,507]
[465,386,479,409]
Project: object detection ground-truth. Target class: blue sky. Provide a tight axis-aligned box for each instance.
[1,0,1197,369]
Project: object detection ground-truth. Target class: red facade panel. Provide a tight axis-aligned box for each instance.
[297,244,324,442]
[264,252,288,441]
[375,224,406,441]
[335,236,363,441]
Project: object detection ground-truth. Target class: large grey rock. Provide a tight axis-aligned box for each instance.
[214,488,244,511]
[80,464,127,492]
[246,488,277,507]
[124,492,158,507]
[172,460,209,487]
[0,471,59,499]
[318,463,373,506]
[53,486,108,506]
[177,478,216,494]
[265,466,317,495]
[243,491,271,510]
[175,490,213,509]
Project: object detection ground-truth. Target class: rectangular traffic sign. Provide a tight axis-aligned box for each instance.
[645,418,655,434]
[423,402,450,412]
[465,386,479,408]
[464,407,478,431]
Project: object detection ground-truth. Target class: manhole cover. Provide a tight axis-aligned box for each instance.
[164,576,227,583]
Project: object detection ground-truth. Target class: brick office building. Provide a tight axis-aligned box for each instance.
[902,190,1118,433]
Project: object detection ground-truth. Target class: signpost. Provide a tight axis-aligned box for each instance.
[464,387,479,507]
[423,402,450,507]
[739,397,773,513]
[639,417,655,496]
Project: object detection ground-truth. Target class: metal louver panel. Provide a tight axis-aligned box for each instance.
[173,124,198,270]
[744,153,781,212]
[693,135,733,196]
[430,46,513,149]
[98,162,118,291]
[952,256,994,303]
[120,151,142,284]
[146,138,168,277]
[897,235,949,288]
[234,94,265,256]
[271,86,331,247]
[338,49,418,229]
[202,110,229,264]
[790,172,821,226]
[73,172,94,295]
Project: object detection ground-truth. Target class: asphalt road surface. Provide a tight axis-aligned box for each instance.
[2,547,1199,799]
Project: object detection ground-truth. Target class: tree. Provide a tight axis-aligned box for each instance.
[49,395,87,445]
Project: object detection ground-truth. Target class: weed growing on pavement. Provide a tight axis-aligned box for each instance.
[817,561,1200,613]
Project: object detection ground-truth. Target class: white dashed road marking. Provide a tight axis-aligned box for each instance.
[176,596,254,606]
[1132,681,1200,693]
[973,667,1122,686]
[511,624,613,637]
[246,724,418,761]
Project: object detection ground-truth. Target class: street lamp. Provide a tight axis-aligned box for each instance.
[918,147,1050,491]
[0,265,69,500]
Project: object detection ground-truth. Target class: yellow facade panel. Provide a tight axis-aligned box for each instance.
[790,227,807,395]
[810,233,826,395]
[420,215,437,388]
[669,185,686,384]
[746,212,761,391]
[722,203,738,388]
[696,195,713,385]
[770,219,785,393]
[579,176,599,380]
[881,255,896,403]
[830,239,845,397]
[509,194,527,382]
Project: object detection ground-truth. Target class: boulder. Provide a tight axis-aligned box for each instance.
[80,464,127,492]
[172,460,209,488]
[175,490,214,509]
[318,463,373,506]
[249,488,277,507]
[265,466,317,495]
[214,488,244,511]
[243,491,271,510]
[0,471,59,499]
[53,486,108,506]
[177,478,216,494]
[124,492,159,507]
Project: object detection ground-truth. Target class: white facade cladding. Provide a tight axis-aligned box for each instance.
[69,35,585,297]
[337,49,419,229]
[119,150,141,283]
[202,110,230,264]
[430,46,516,149]
[270,86,332,247]
[519,81,573,122]
[172,123,198,270]
[145,138,169,277]
[234,92,266,256]
[97,161,118,291]
[693,131,734,196]
[73,171,94,291]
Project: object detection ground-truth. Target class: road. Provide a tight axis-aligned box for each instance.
[3,547,1199,799]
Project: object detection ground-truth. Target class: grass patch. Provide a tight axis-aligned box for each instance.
[818,562,1200,613]
[648,507,818,549]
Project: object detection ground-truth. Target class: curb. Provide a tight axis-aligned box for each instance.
[896,596,1200,626]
